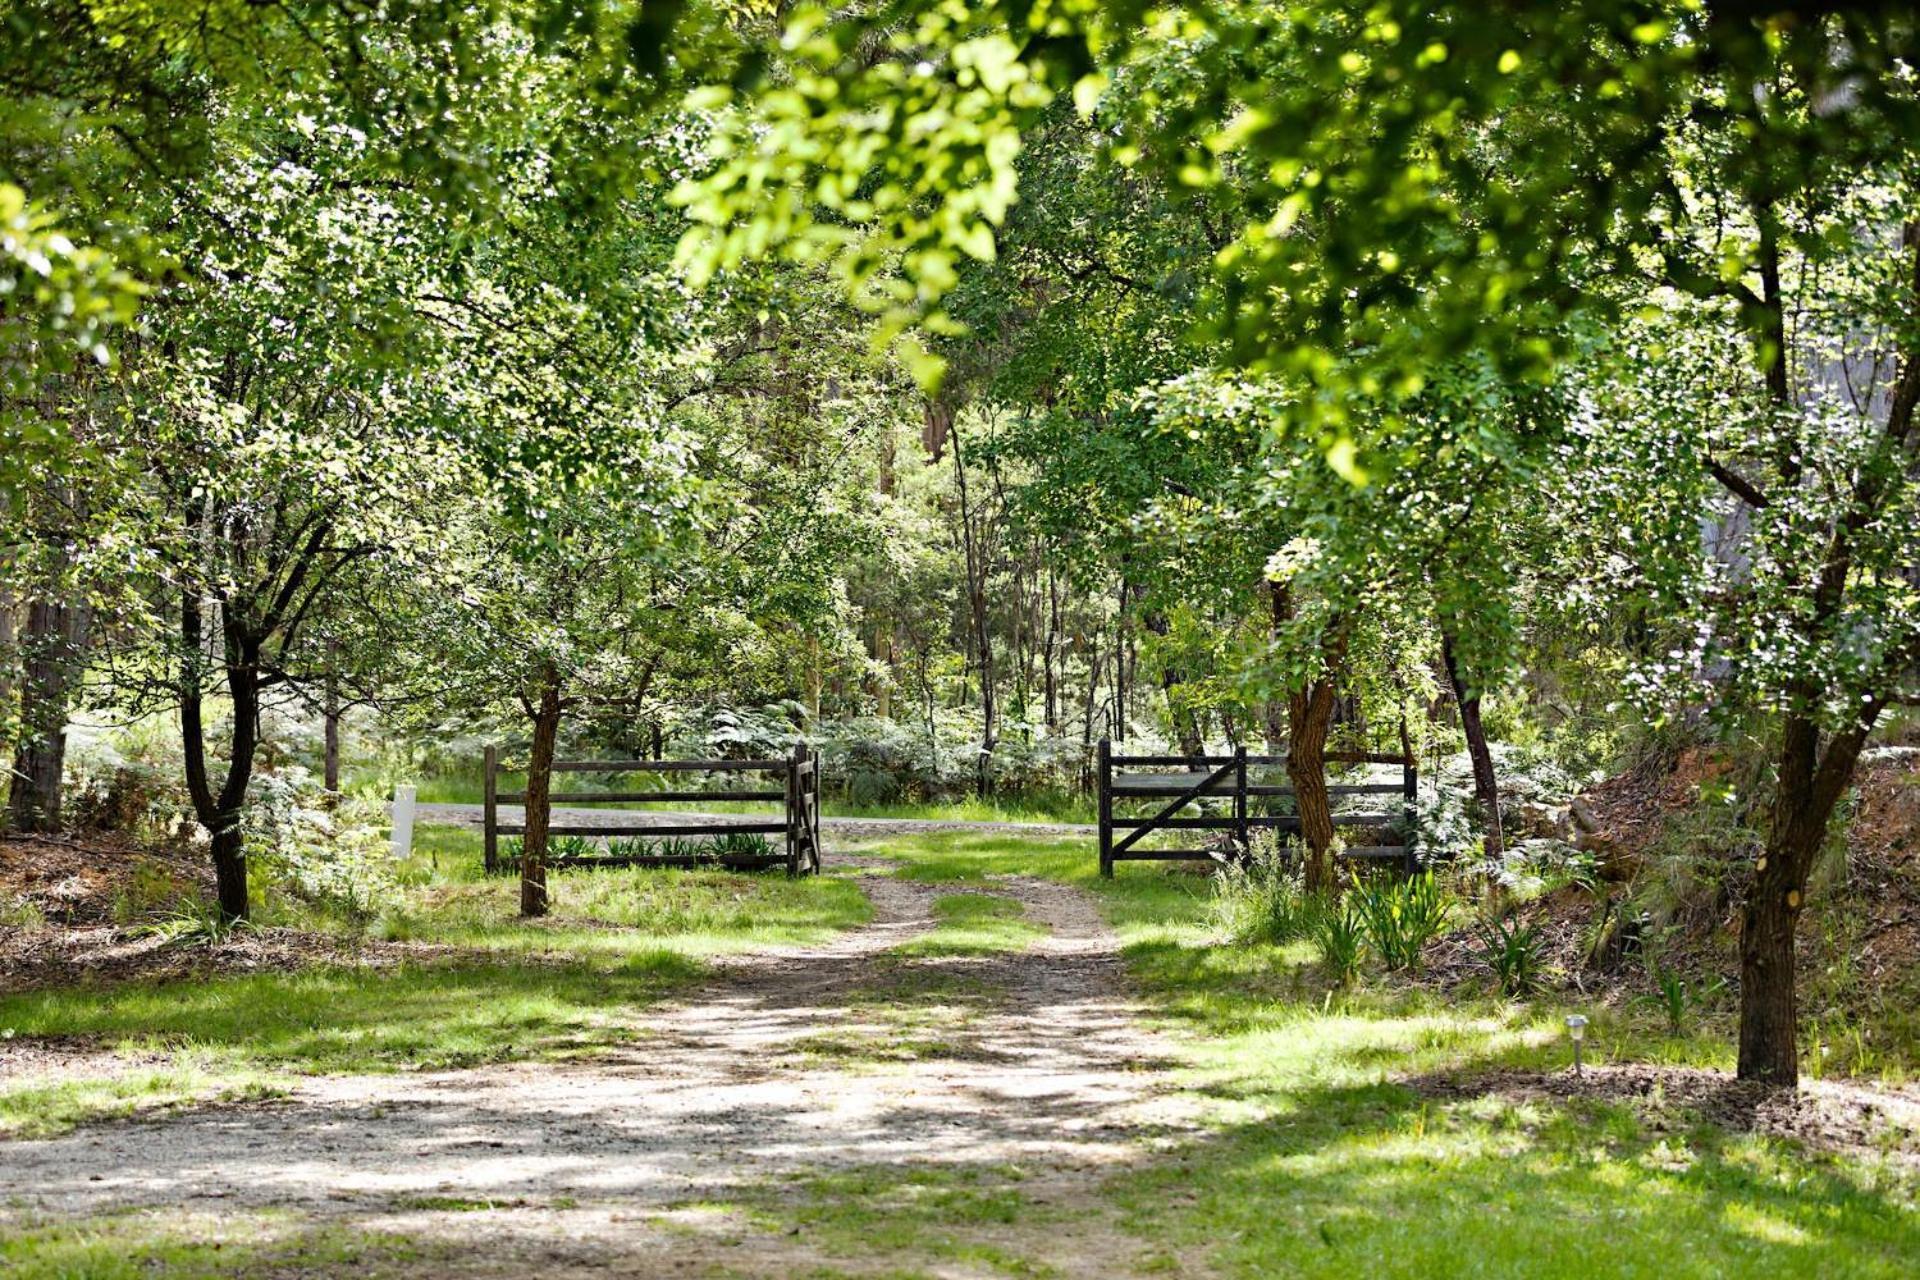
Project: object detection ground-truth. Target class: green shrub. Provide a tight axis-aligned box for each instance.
[1351,869,1451,971]
[605,835,657,861]
[1638,960,1726,1033]
[1210,834,1314,944]
[710,830,777,860]
[110,859,195,925]
[1311,897,1365,983]
[244,770,395,923]
[1476,912,1544,995]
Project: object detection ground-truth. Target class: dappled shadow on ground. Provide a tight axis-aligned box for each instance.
[14,858,1916,1278]
[1,866,1197,1277]
[1410,1060,1920,1172]
[1108,1061,1920,1279]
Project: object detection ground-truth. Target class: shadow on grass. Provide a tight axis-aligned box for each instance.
[0,951,703,1076]
[1111,1068,1918,1279]
[0,1207,456,1279]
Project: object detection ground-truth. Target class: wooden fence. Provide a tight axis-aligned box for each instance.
[483,743,823,877]
[1097,740,1418,877]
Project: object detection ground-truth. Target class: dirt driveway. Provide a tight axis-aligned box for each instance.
[1,863,1205,1278]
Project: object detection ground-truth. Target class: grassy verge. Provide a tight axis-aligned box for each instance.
[869,834,1920,1279]
[0,1208,453,1280]
[0,824,871,1136]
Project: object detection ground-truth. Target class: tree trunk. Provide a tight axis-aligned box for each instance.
[1273,586,1346,893]
[323,680,343,795]
[1440,627,1504,861]
[1288,679,1339,893]
[1737,708,1874,1083]
[520,665,563,918]
[7,598,88,832]
[178,571,264,922]
[0,586,15,795]
[950,417,996,796]
[1043,564,1060,731]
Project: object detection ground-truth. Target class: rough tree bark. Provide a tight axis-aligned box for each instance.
[181,587,262,922]
[1439,626,1504,861]
[519,663,564,919]
[1274,585,1346,893]
[1738,709,1877,1083]
[322,676,342,795]
[7,597,90,832]
[1043,563,1060,732]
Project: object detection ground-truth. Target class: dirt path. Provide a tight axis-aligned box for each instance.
[1,863,1203,1278]
[412,801,1094,840]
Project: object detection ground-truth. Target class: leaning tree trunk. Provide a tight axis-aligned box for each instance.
[1440,628,1504,862]
[1737,708,1873,1084]
[8,590,90,833]
[519,666,564,918]
[1271,585,1346,892]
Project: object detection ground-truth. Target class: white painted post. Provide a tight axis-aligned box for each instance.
[391,783,417,861]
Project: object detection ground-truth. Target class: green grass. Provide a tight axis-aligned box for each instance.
[851,830,1089,884]
[0,1208,448,1279]
[736,1164,1059,1275]
[889,892,1044,958]
[7,827,1916,1277]
[0,1059,286,1140]
[863,835,1920,1279]
[0,825,872,1135]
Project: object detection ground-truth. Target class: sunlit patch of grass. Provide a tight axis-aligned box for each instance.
[840,834,1920,1275]
[1023,851,1920,1276]
[0,832,875,1136]
[0,954,701,1080]
[890,893,1044,958]
[376,853,873,960]
[0,1059,285,1139]
[861,833,1090,884]
[0,1207,447,1278]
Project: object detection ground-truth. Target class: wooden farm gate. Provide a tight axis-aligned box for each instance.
[482,743,824,877]
[1097,740,1417,877]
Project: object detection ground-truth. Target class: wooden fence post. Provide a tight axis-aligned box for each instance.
[1098,737,1113,878]
[810,744,823,874]
[785,742,803,877]
[1235,745,1248,855]
[482,745,498,875]
[1403,754,1419,875]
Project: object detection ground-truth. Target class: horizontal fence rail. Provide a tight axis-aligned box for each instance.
[483,744,823,877]
[1097,739,1420,878]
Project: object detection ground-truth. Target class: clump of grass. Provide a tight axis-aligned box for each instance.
[1311,897,1365,984]
[132,898,253,948]
[709,830,777,860]
[494,833,594,870]
[1210,836,1317,944]
[1477,911,1545,996]
[1638,959,1726,1033]
[1350,869,1451,972]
